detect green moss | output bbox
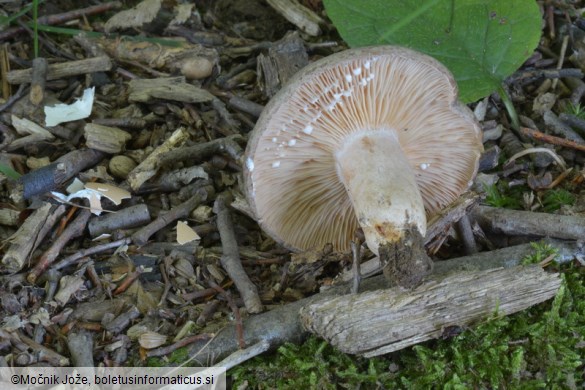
[484,183,524,209]
[230,265,585,389]
[521,242,559,265]
[541,189,576,212]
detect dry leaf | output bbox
[104,0,161,33]
[177,221,200,244]
[85,182,131,205]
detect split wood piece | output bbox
[0,2,122,42]
[6,56,113,85]
[158,134,244,167]
[84,123,131,154]
[67,330,94,367]
[10,115,55,147]
[127,77,215,104]
[472,205,585,240]
[521,126,585,153]
[1,203,67,273]
[214,194,264,314]
[131,186,211,246]
[0,208,20,226]
[27,209,92,284]
[300,265,560,357]
[88,204,151,237]
[30,57,48,106]
[127,127,189,191]
[21,148,105,199]
[266,0,324,36]
[186,238,582,363]
[257,32,309,97]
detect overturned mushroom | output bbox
[243,46,483,287]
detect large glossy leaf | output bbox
[324,0,542,103]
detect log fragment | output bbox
[300,265,560,357]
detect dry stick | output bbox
[113,268,142,295]
[214,194,264,314]
[211,340,271,372]
[350,241,361,294]
[52,238,130,270]
[2,203,66,273]
[27,209,91,284]
[131,188,210,246]
[0,2,122,41]
[0,83,28,114]
[159,134,244,167]
[88,204,151,237]
[209,280,245,349]
[187,238,582,363]
[521,126,585,152]
[7,56,113,85]
[146,334,213,358]
[21,148,105,199]
[17,333,70,366]
[455,215,478,255]
[104,306,141,334]
[29,57,48,105]
[472,205,585,240]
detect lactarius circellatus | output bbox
[243,46,483,288]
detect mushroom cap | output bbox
[244,46,482,252]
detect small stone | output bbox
[109,155,137,179]
[26,156,51,170]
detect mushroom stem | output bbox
[335,129,426,255]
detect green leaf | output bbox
[324,0,542,103]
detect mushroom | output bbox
[243,46,483,287]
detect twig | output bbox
[131,187,210,246]
[146,334,213,358]
[52,238,130,270]
[472,205,585,240]
[350,241,361,294]
[27,209,91,284]
[0,83,28,114]
[209,280,245,349]
[214,194,263,314]
[113,267,143,295]
[521,126,585,153]
[158,134,244,167]
[456,215,478,255]
[104,305,141,333]
[505,146,566,171]
[0,2,122,41]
